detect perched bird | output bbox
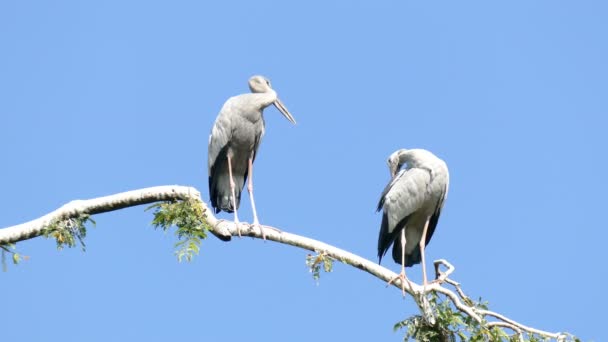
[208,75,296,238]
[377,148,449,293]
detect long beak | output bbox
[273,98,296,124]
[389,163,398,178]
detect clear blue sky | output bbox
[1,1,606,341]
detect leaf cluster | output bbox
[305,251,334,283]
[1,243,28,271]
[41,214,95,251]
[395,293,580,342]
[147,198,211,262]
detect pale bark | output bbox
[0,185,568,341]
[0,186,231,244]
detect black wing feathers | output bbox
[209,144,230,213]
[424,182,447,246]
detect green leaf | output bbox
[305,251,335,283]
[148,198,211,262]
[41,214,93,251]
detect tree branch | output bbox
[0,185,571,341]
[0,185,231,245]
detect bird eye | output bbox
[266,80,270,86]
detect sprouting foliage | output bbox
[395,292,466,342]
[394,292,579,342]
[147,198,211,262]
[2,213,91,270]
[305,251,334,283]
[41,214,95,251]
[1,243,29,272]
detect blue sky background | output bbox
[1,1,606,341]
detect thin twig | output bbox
[487,321,523,334]
[434,258,455,282]
[478,309,566,340]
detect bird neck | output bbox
[397,150,431,171]
[247,90,277,110]
[396,150,414,169]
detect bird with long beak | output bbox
[208,75,296,239]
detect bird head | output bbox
[248,75,272,93]
[387,150,404,178]
[248,75,296,125]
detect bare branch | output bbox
[433,261,567,340]
[487,321,523,334]
[478,309,566,340]
[0,185,570,340]
[434,258,455,283]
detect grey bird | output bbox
[208,75,296,238]
[377,148,449,293]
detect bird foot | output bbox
[216,219,240,239]
[233,221,244,237]
[250,222,264,240]
[387,272,413,297]
[249,222,281,240]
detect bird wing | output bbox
[208,106,235,212]
[424,169,449,246]
[208,108,233,175]
[377,169,406,212]
[377,168,431,261]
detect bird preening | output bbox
[207,76,449,296]
[377,148,449,294]
[208,75,296,239]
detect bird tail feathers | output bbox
[209,173,244,214]
[378,212,398,263]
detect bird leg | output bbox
[247,156,280,240]
[419,218,431,294]
[388,229,413,297]
[227,155,242,237]
[247,157,269,240]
